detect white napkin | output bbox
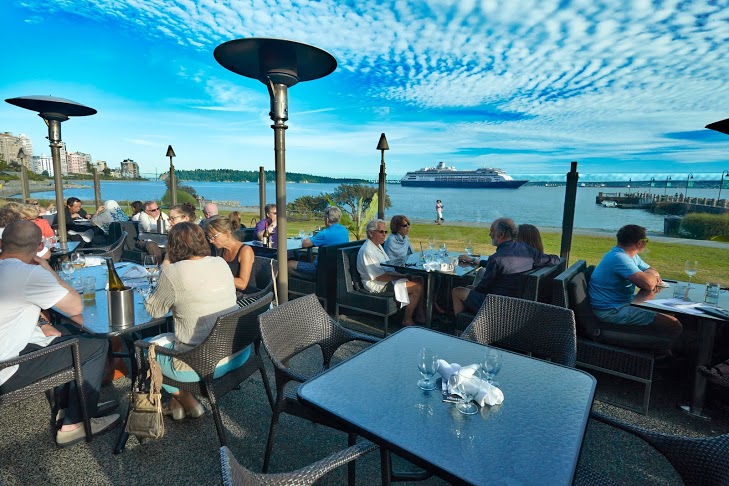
[393,278,410,308]
[122,266,148,279]
[68,229,95,243]
[437,359,504,407]
[84,256,105,267]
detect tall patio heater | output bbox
[5,95,97,250]
[214,38,337,303]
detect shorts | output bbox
[295,261,317,275]
[593,304,657,326]
[464,290,487,314]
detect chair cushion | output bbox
[347,250,363,291]
[568,268,601,338]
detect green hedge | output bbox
[161,189,197,207]
[680,213,729,239]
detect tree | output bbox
[102,167,111,176]
[41,170,49,177]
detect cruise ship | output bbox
[400,162,528,188]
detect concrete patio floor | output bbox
[1,314,728,485]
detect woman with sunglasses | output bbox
[383,215,413,260]
[206,217,258,305]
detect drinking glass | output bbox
[307,231,314,239]
[482,348,503,387]
[60,259,75,280]
[684,260,698,287]
[453,369,480,415]
[439,242,447,257]
[144,255,158,274]
[298,229,306,239]
[428,237,436,251]
[464,241,473,257]
[82,276,96,301]
[417,347,439,390]
[148,267,160,290]
[71,251,86,270]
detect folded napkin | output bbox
[84,256,105,267]
[122,266,148,279]
[393,278,410,308]
[437,359,504,407]
[423,262,439,272]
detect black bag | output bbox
[126,344,165,439]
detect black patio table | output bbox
[48,240,81,266]
[298,327,596,485]
[50,263,170,453]
[382,252,478,328]
[244,237,307,258]
[632,281,729,419]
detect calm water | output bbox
[31,180,723,232]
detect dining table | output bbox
[631,281,729,419]
[244,237,309,258]
[49,261,171,453]
[298,327,596,485]
[381,251,479,328]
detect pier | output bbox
[596,191,729,213]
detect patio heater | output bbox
[17,147,30,202]
[166,145,177,206]
[5,95,97,250]
[214,38,337,303]
[259,166,266,220]
[560,161,579,264]
[376,133,389,219]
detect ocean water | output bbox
[30,180,723,233]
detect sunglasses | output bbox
[640,238,650,243]
[401,223,410,227]
[375,230,387,235]
[147,207,160,212]
[207,232,222,242]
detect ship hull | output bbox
[400,179,528,189]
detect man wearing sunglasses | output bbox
[588,224,682,348]
[138,200,169,233]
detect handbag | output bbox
[126,344,165,439]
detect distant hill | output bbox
[171,169,368,184]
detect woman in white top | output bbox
[144,222,238,420]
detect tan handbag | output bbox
[126,344,165,439]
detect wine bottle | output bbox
[105,257,125,291]
[262,221,270,247]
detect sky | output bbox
[2,0,729,180]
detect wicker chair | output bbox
[77,231,127,262]
[335,245,399,336]
[132,293,275,447]
[109,221,147,263]
[258,294,379,476]
[0,338,91,443]
[242,257,278,303]
[461,294,577,366]
[220,440,378,486]
[234,228,255,242]
[574,411,729,486]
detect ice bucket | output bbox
[106,288,135,328]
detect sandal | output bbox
[162,398,185,421]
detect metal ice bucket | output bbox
[106,288,135,328]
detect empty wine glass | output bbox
[70,251,86,270]
[684,260,698,288]
[439,242,447,257]
[453,369,480,415]
[148,269,160,291]
[482,348,503,387]
[298,229,306,239]
[428,237,436,251]
[60,259,75,280]
[144,255,158,274]
[417,347,439,390]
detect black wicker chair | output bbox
[574,411,729,486]
[109,221,148,263]
[77,231,127,262]
[258,294,379,476]
[233,228,255,242]
[0,338,92,443]
[221,440,378,486]
[241,257,278,304]
[461,294,577,366]
[335,245,399,336]
[553,260,657,414]
[132,293,275,447]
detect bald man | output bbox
[200,202,219,228]
[0,220,119,447]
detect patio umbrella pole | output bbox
[560,161,579,264]
[269,80,289,303]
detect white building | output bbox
[120,159,139,179]
[67,151,92,174]
[31,154,54,176]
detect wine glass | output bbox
[417,347,439,390]
[60,259,75,280]
[453,369,480,415]
[481,348,503,387]
[684,260,698,288]
[70,251,86,270]
[439,242,447,257]
[298,229,306,239]
[148,268,160,290]
[144,255,158,274]
[464,241,473,258]
[428,237,436,251]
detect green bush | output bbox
[287,194,329,220]
[680,213,729,239]
[161,189,197,207]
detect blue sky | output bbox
[2,0,729,180]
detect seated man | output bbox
[288,206,349,275]
[588,224,682,346]
[357,219,425,326]
[255,204,278,245]
[135,200,167,260]
[52,197,101,244]
[453,218,560,315]
[0,221,119,447]
[199,202,218,228]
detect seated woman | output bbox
[91,200,129,238]
[144,222,240,420]
[168,202,196,228]
[205,217,258,307]
[383,215,413,260]
[130,201,144,222]
[19,204,54,238]
[516,223,544,253]
[227,211,243,231]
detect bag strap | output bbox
[147,344,163,398]
[270,259,279,306]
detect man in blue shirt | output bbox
[288,206,349,275]
[589,224,681,341]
